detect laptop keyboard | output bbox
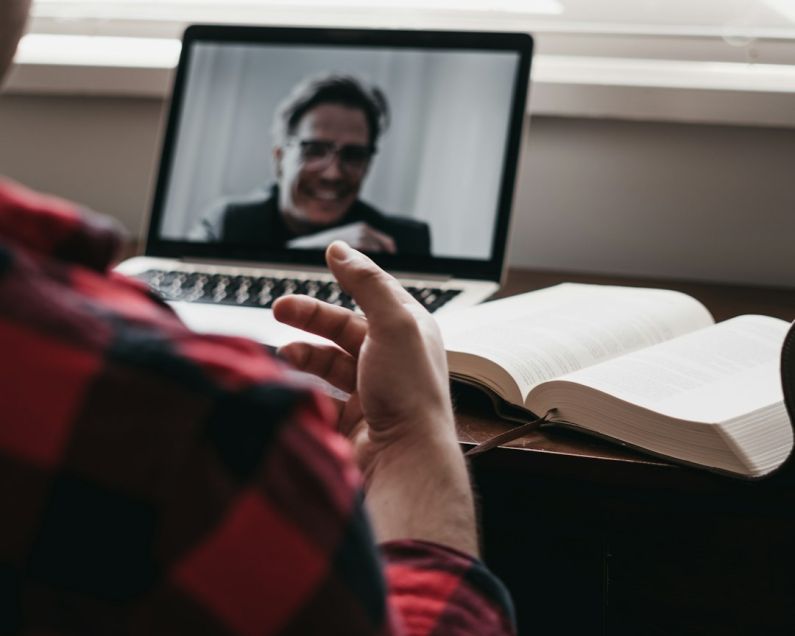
[135,269,462,314]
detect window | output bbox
[18,1,795,128]
[30,0,795,62]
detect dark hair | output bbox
[272,74,390,149]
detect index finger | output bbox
[273,293,367,356]
[325,241,422,321]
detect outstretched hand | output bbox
[273,240,455,481]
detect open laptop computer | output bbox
[117,25,533,347]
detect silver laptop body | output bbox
[117,25,533,347]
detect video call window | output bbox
[159,43,520,260]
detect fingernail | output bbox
[328,241,355,263]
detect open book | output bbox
[437,283,793,479]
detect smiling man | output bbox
[195,74,432,255]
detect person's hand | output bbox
[273,241,454,479]
[286,221,397,254]
[273,241,477,555]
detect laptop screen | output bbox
[146,26,532,281]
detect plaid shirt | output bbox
[0,178,515,635]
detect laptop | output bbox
[117,25,533,347]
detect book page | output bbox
[552,315,788,422]
[438,283,714,400]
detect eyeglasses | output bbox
[289,139,375,174]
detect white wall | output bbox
[0,95,163,240]
[0,93,793,287]
[509,117,794,286]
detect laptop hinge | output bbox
[179,257,328,274]
[390,270,451,283]
[177,258,453,282]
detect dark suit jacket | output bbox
[218,185,432,256]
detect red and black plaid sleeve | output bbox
[383,540,516,635]
[0,178,515,635]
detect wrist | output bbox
[366,405,457,452]
[367,422,459,471]
[362,421,479,557]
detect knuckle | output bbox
[318,348,337,378]
[419,316,442,341]
[388,307,422,334]
[328,310,354,343]
[283,342,310,367]
[301,298,323,329]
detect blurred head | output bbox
[272,75,389,230]
[0,0,31,85]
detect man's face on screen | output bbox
[275,103,372,230]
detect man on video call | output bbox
[195,74,432,255]
[0,2,514,634]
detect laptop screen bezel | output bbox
[144,24,533,282]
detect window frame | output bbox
[11,1,795,129]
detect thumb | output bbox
[325,241,416,320]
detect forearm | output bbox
[363,431,479,558]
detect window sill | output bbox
[5,34,795,129]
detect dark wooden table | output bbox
[460,269,795,635]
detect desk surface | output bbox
[458,268,795,494]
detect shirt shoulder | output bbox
[0,177,126,270]
[0,195,391,632]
